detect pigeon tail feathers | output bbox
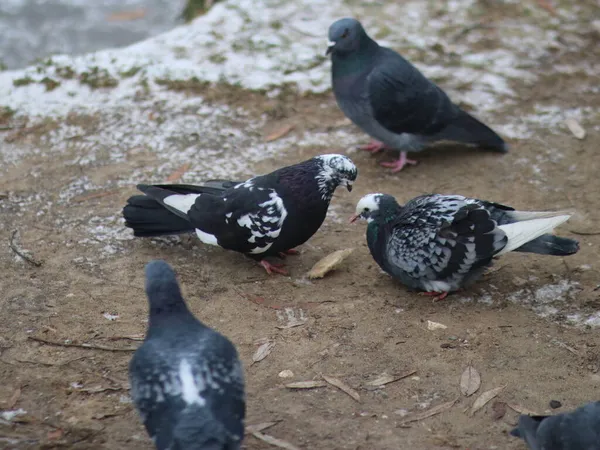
[123,194,195,237]
[496,213,572,256]
[432,109,508,152]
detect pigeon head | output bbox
[314,154,358,197]
[327,18,368,56]
[144,260,189,321]
[350,193,399,223]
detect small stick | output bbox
[9,230,43,267]
[28,336,137,352]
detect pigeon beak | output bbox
[346,183,353,192]
[349,214,359,224]
[326,41,335,56]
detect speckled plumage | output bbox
[353,193,578,297]
[129,261,245,450]
[510,401,600,450]
[123,154,357,263]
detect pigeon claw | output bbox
[360,140,386,153]
[419,291,449,302]
[380,152,418,173]
[260,260,288,276]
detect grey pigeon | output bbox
[129,260,245,450]
[123,154,357,275]
[350,193,578,300]
[327,18,508,172]
[510,401,600,449]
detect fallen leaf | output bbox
[245,421,279,434]
[400,398,458,425]
[427,320,448,331]
[460,365,481,397]
[285,381,327,389]
[507,403,541,416]
[8,387,21,408]
[536,0,557,15]
[71,190,120,203]
[564,118,586,140]
[251,431,300,450]
[265,124,294,142]
[166,163,191,182]
[252,341,275,363]
[322,375,361,402]
[471,385,506,416]
[47,429,64,441]
[107,8,147,22]
[492,401,507,420]
[307,248,354,279]
[366,370,416,387]
[278,370,294,378]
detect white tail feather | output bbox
[163,194,201,214]
[496,214,572,256]
[509,210,574,221]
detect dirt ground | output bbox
[2,7,600,450]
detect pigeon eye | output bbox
[341,28,349,38]
[364,208,370,212]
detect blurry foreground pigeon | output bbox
[123,154,357,275]
[351,193,578,300]
[327,18,508,172]
[129,260,245,450]
[510,401,600,449]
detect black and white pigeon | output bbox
[122,154,357,275]
[510,401,600,450]
[350,193,579,300]
[129,260,245,450]
[327,18,508,173]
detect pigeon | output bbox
[123,154,357,275]
[327,18,508,172]
[350,193,579,300]
[510,401,600,449]
[129,260,245,450]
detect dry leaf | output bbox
[252,431,300,450]
[460,366,481,397]
[427,320,448,331]
[8,387,21,408]
[471,385,505,416]
[47,429,64,441]
[107,8,147,21]
[564,118,586,140]
[536,0,557,15]
[278,370,294,378]
[285,381,327,389]
[71,189,119,203]
[307,248,354,279]
[166,163,191,182]
[322,375,361,402]
[507,403,541,416]
[492,401,507,420]
[400,398,458,425]
[245,421,279,434]
[265,124,294,142]
[366,370,416,387]
[252,341,275,363]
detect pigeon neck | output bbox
[332,37,379,75]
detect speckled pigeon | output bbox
[123,154,357,275]
[327,18,508,172]
[510,401,600,450]
[129,260,245,450]
[350,193,578,300]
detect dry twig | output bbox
[9,230,43,267]
[28,336,137,352]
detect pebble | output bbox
[550,400,562,409]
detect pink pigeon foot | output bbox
[380,151,418,173]
[260,260,288,276]
[360,140,387,153]
[419,291,449,302]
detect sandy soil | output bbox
[2,4,600,450]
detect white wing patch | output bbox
[179,359,206,406]
[195,229,219,246]
[237,190,288,254]
[163,194,201,214]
